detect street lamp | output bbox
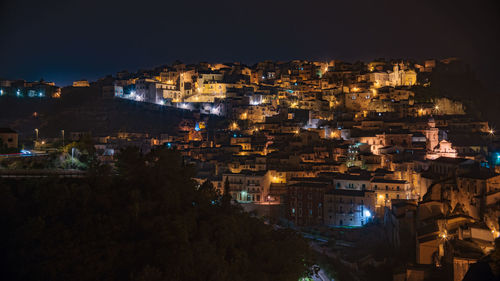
[61,130,65,146]
[35,128,39,141]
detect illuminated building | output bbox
[371,179,412,209]
[72,80,90,87]
[324,189,375,227]
[222,170,272,203]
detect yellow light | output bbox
[352,87,359,92]
[435,105,439,110]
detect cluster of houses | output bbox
[2,57,499,280]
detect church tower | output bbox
[425,117,439,151]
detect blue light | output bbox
[20,149,32,155]
[233,134,237,138]
[167,142,172,148]
[195,123,201,131]
[364,210,371,217]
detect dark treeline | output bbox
[0,147,312,281]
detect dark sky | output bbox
[1,0,499,90]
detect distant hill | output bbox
[0,86,201,140]
[413,60,500,126]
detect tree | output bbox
[221,177,231,208]
[0,147,312,281]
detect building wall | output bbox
[371,181,411,208]
[453,258,477,281]
[417,239,439,264]
[223,171,271,203]
[324,191,375,227]
[333,178,370,190]
[288,185,325,226]
[0,132,18,148]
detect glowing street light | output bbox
[364,210,372,217]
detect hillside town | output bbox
[1,58,499,281]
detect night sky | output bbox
[1,0,499,91]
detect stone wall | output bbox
[433,98,465,115]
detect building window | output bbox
[386,185,388,190]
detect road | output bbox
[311,269,333,281]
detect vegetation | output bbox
[0,147,312,281]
